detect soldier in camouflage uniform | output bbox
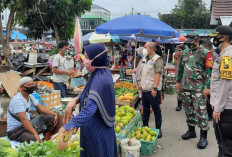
[176,34,212,149]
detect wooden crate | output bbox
[116,96,138,108]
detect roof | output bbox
[212,0,232,19]
[91,4,110,13]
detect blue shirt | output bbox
[7,93,38,132]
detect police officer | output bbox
[176,34,212,149]
[141,42,163,138]
[209,25,232,157]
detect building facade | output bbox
[210,0,232,26]
[80,4,110,35]
[1,8,24,31]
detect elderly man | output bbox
[141,42,163,138]
[7,77,58,143]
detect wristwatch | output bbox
[153,87,158,91]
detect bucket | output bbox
[28,52,38,64]
[121,138,141,157]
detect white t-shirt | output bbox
[7,93,38,132]
[52,54,69,84]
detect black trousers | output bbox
[142,91,162,125]
[207,96,213,119]
[214,109,232,157]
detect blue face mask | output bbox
[137,54,142,59]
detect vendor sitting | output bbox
[7,77,58,143]
[119,51,128,66]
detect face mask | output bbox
[213,36,224,47]
[143,49,148,56]
[84,50,108,72]
[62,49,69,55]
[24,86,35,94]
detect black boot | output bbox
[182,125,197,140]
[176,101,182,111]
[156,123,162,138]
[197,130,208,149]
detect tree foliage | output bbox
[158,0,213,29]
[0,0,36,58]
[16,0,92,44]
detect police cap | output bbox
[209,25,232,37]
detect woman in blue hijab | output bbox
[58,44,117,157]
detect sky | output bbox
[94,0,212,19]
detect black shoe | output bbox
[209,116,213,121]
[176,101,182,111]
[156,123,162,138]
[143,121,149,127]
[158,130,162,138]
[197,130,208,149]
[182,125,197,140]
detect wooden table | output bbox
[22,62,49,77]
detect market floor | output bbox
[142,94,218,157]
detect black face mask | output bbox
[24,86,35,94]
[185,42,196,50]
[213,36,224,47]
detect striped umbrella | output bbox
[82,32,121,45]
[73,18,83,54]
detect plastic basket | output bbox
[31,93,43,110]
[129,127,159,156]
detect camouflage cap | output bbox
[186,34,200,41]
[209,25,232,37]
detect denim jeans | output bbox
[142,91,162,125]
[53,82,67,98]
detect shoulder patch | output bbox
[205,52,213,68]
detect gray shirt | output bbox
[210,45,232,112]
[52,54,69,84]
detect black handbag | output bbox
[8,96,47,134]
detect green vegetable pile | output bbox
[17,140,82,157]
[0,139,18,157]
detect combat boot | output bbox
[182,125,197,140]
[176,101,182,111]
[197,130,208,149]
[156,123,162,138]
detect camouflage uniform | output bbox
[175,53,183,101]
[177,46,212,130]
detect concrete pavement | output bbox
[143,94,218,157]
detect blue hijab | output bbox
[79,44,115,127]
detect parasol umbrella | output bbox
[96,15,179,39]
[82,32,121,45]
[96,15,180,68]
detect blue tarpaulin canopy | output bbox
[3,30,27,40]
